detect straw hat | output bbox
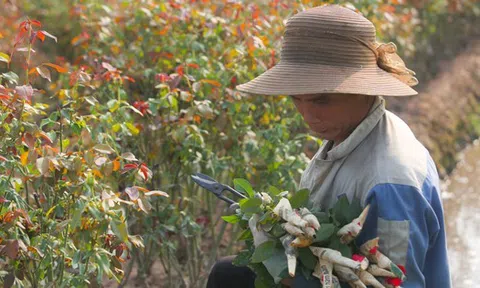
[236,5,418,97]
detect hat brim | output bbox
[236,62,417,97]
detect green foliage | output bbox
[297,247,317,270]
[289,188,310,209]
[1,0,476,286]
[251,241,277,263]
[0,19,169,287]
[221,179,365,283]
[313,223,336,244]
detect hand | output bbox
[248,214,272,247]
[228,203,240,214]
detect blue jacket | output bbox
[299,97,451,287]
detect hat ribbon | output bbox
[325,31,419,87]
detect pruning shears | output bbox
[191,173,247,205]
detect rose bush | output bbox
[1,0,478,287]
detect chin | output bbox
[310,130,335,140]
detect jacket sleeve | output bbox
[356,182,451,288]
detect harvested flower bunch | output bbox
[220,180,406,288]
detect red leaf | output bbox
[124,76,135,83]
[196,216,210,227]
[15,85,34,102]
[30,20,42,27]
[23,133,35,148]
[0,155,7,162]
[139,163,150,181]
[19,21,27,30]
[176,65,184,76]
[0,197,9,204]
[3,240,19,259]
[155,73,171,82]
[122,163,138,173]
[14,30,26,47]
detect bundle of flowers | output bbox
[221,181,406,288]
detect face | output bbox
[291,93,374,143]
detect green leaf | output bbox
[313,211,331,223]
[221,214,240,224]
[251,241,276,263]
[254,278,270,288]
[345,197,363,223]
[390,262,406,279]
[289,188,310,209]
[328,236,352,258]
[331,194,350,226]
[125,122,140,135]
[94,144,116,154]
[258,211,274,224]
[0,52,10,63]
[313,223,335,243]
[251,263,276,288]
[70,200,85,230]
[1,72,19,85]
[232,249,253,266]
[297,248,317,270]
[238,229,253,241]
[240,198,262,214]
[111,220,129,242]
[299,264,313,281]
[267,185,281,196]
[234,178,254,198]
[270,223,286,238]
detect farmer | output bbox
[207,4,451,288]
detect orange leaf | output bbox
[201,79,222,87]
[187,63,200,69]
[112,160,120,172]
[193,115,201,124]
[28,67,38,75]
[39,30,57,42]
[134,186,149,192]
[92,169,103,178]
[20,152,29,166]
[38,131,53,145]
[36,31,45,42]
[43,63,67,73]
[155,26,169,35]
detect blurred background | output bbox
[0,0,479,287]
